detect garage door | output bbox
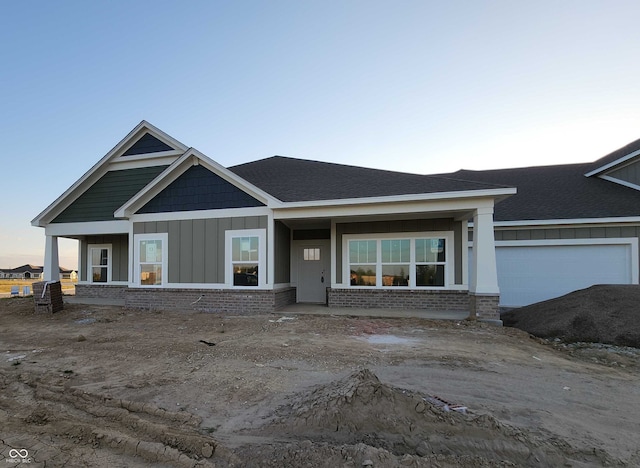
[494,241,635,307]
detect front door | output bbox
[297,242,330,303]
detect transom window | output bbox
[88,245,111,283]
[346,233,451,288]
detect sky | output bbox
[2,0,640,270]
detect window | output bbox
[303,248,320,261]
[349,240,377,286]
[345,233,451,288]
[134,234,167,287]
[381,239,410,286]
[415,238,446,287]
[88,245,111,283]
[226,229,266,287]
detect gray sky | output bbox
[2,1,640,269]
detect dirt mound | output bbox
[245,369,617,467]
[502,285,640,347]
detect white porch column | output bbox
[469,207,501,323]
[43,235,60,281]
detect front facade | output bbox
[32,121,515,320]
[444,140,640,307]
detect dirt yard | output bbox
[1,298,639,467]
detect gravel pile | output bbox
[502,285,640,348]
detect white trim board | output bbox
[130,206,271,223]
[599,175,640,192]
[585,147,640,177]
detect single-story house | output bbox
[439,140,640,307]
[0,265,77,281]
[31,121,640,318]
[31,121,516,321]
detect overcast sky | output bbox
[2,0,640,270]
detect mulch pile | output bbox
[502,285,640,348]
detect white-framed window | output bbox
[225,229,266,287]
[344,232,453,288]
[88,244,112,283]
[134,233,168,287]
[303,248,321,261]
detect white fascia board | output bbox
[599,175,640,192]
[274,193,507,220]
[584,148,640,177]
[115,148,282,218]
[491,217,640,229]
[31,121,189,227]
[44,220,130,236]
[130,206,272,223]
[276,187,516,210]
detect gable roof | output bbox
[444,163,640,222]
[32,121,188,227]
[230,156,510,203]
[585,137,640,177]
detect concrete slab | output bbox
[64,296,125,307]
[279,303,469,321]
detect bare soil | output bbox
[1,297,639,467]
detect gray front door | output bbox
[297,243,329,303]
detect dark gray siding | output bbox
[80,235,128,282]
[138,165,265,214]
[134,216,268,284]
[53,167,168,223]
[606,159,640,187]
[122,133,174,156]
[335,218,461,284]
[274,221,291,283]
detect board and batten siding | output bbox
[335,218,464,285]
[133,216,268,284]
[80,235,129,282]
[606,159,640,187]
[274,221,291,284]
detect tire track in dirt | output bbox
[0,370,239,466]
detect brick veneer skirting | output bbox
[327,288,471,311]
[469,294,501,321]
[125,287,297,314]
[75,284,127,300]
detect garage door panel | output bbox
[495,244,632,307]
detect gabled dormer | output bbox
[585,138,640,191]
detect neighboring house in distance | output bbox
[31,121,515,322]
[0,265,77,281]
[438,139,640,307]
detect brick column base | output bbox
[469,294,501,325]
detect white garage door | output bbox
[495,241,636,307]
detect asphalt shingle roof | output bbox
[444,163,640,222]
[230,156,508,202]
[586,137,640,173]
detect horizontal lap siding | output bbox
[52,167,168,223]
[134,216,268,284]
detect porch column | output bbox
[469,207,501,323]
[43,235,60,281]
